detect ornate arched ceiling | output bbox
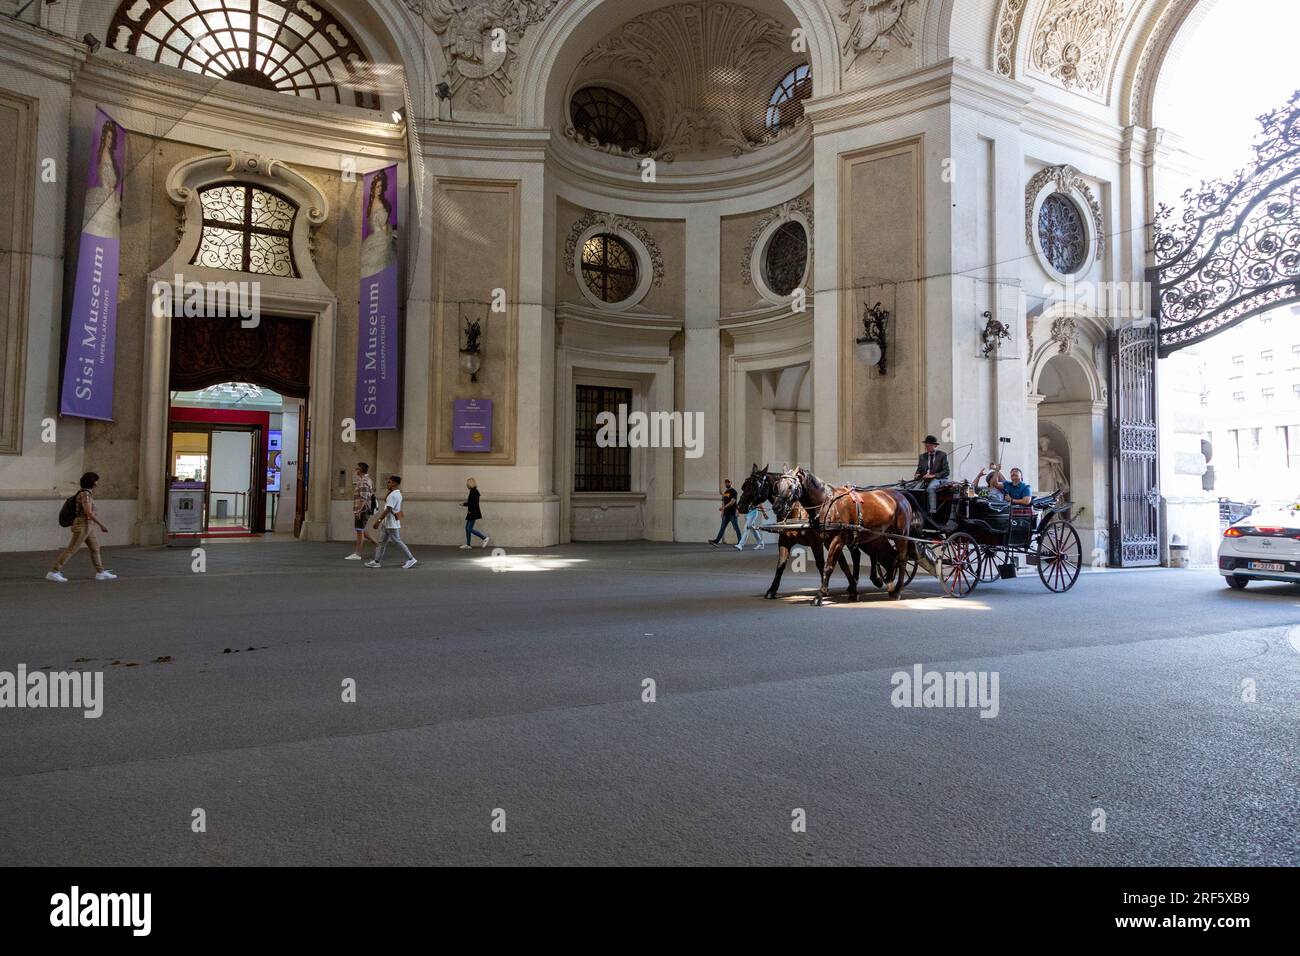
[565,0,807,161]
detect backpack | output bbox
[58,493,81,528]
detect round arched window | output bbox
[1037,193,1087,275]
[107,0,378,108]
[763,221,808,296]
[765,64,812,132]
[570,87,651,154]
[581,234,639,303]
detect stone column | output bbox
[675,209,722,540]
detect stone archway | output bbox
[1029,322,1109,563]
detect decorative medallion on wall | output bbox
[573,2,803,161]
[840,0,918,65]
[414,0,560,106]
[1029,0,1133,96]
[741,198,814,303]
[1025,164,1105,272]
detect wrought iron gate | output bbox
[1109,323,1160,567]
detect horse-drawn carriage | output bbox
[740,465,1082,603]
[880,478,1082,598]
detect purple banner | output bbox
[356,164,400,430]
[59,108,125,421]
[453,399,492,453]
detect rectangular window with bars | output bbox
[574,385,633,492]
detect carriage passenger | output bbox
[990,468,1033,506]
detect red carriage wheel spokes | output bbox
[1036,520,1082,593]
[938,532,979,598]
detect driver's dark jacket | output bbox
[914,450,950,479]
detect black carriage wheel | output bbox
[901,549,919,588]
[938,532,979,598]
[1036,521,1082,593]
[977,546,1007,583]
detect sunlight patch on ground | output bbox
[470,553,590,572]
[774,592,993,612]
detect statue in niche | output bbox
[1039,433,1070,500]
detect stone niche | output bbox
[428,177,518,464]
[838,137,924,464]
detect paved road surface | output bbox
[1,540,1296,865]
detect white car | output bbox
[1218,507,1300,589]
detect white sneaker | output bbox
[344,553,362,561]
[363,560,381,568]
[403,558,418,570]
[459,544,472,550]
[46,571,68,583]
[735,543,744,551]
[756,543,765,550]
[95,570,118,581]
[479,536,491,548]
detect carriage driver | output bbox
[915,435,955,531]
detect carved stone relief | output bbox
[1029,0,1132,96]
[409,0,559,106]
[840,0,918,65]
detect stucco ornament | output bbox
[841,0,917,64]
[417,0,559,99]
[1030,0,1131,94]
[741,198,814,284]
[1050,315,1080,355]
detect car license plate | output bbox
[1248,561,1286,572]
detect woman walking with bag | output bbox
[461,478,489,549]
[47,472,117,582]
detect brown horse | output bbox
[774,467,915,605]
[737,465,861,601]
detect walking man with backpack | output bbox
[365,475,417,570]
[48,472,117,582]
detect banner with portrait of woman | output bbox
[355,164,400,430]
[59,107,125,421]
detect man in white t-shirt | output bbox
[364,475,417,569]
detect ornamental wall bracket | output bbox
[841,0,918,65]
[563,211,665,288]
[741,198,814,284]
[1025,164,1104,260]
[981,310,1011,357]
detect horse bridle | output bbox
[772,469,805,521]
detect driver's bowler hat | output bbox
[923,435,939,445]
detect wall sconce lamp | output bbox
[460,313,483,382]
[980,310,1010,357]
[855,301,889,374]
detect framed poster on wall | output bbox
[453,399,492,452]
